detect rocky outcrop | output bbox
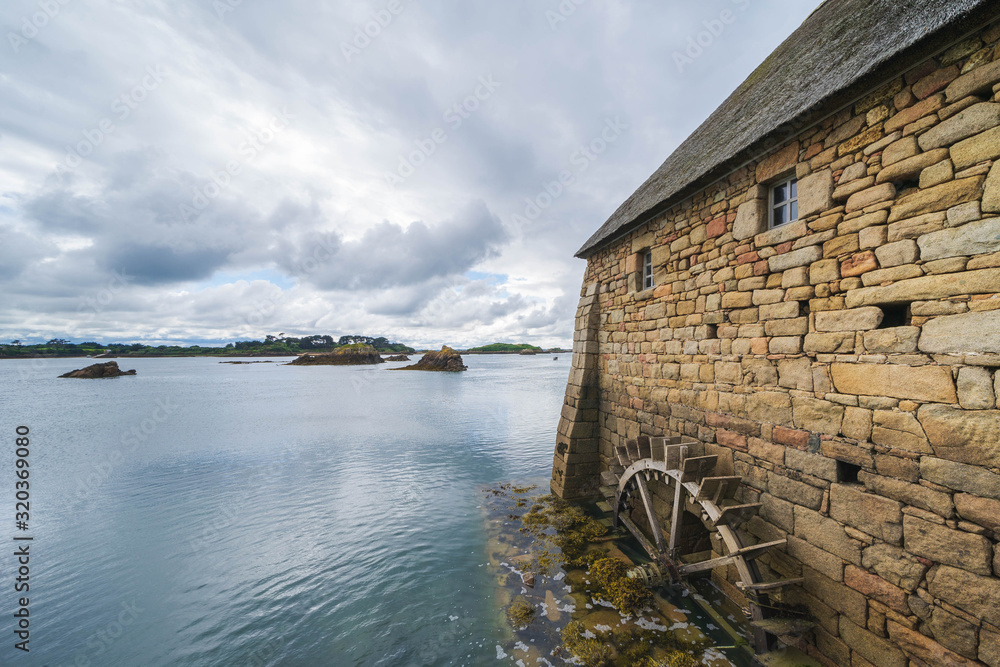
[286,344,384,366]
[393,346,467,372]
[384,355,410,362]
[518,349,537,355]
[59,361,136,378]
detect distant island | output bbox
[393,346,467,372]
[0,336,570,359]
[463,343,567,354]
[286,344,384,366]
[0,335,415,359]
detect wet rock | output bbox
[394,346,468,372]
[286,344,384,366]
[383,355,410,362]
[59,361,136,378]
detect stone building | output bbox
[551,0,1000,664]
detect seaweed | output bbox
[588,557,652,616]
[518,495,608,570]
[560,621,615,667]
[560,620,708,667]
[504,596,535,629]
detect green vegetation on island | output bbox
[464,343,544,354]
[286,344,385,366]
[0,335,415,359]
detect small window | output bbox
[878,303,909,329]
[837,460,861,485]
[770,176,798,228]
[642,250,654,289]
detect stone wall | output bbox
[553,21,1000,667]
[552,282,601,499]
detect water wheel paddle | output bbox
[601,435,807,655]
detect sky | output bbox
[0,0,822,349]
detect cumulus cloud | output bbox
[296,201,508,291]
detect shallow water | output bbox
[0,354,768,666]
[480,486,755,667]
[0,355,570,665]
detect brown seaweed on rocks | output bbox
[285,344,384,366]
[392,346,467,372]
[59,361,136,378]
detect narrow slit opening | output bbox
[878,303,909,329]
[837,460,862,485]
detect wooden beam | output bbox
[736,539,787,562]
[676,554,735,575]
[739,578,804,591]
[715,503,762,524]
[634,473,666,553]
[618,514,659,560]
[668,476,684,559]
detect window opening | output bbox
[770,176,798,228]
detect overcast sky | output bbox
[0,0,821,348]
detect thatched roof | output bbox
[577,0,998,258]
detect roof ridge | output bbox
[576,0,997,258]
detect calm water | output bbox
[0,355,571,666]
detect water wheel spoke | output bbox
[667,473,684,559]
[715,502,762,525]
[617,513,660,560]
[734,538,787,562]
[609,441,789,655]
[676,554,736,575]
[634,473,666,553]
[738,578,804,591]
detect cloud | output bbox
[0,0,822,347]
[102,242,231,286]
[297,200,508,291]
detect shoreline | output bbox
[0,350,568,360]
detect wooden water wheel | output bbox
[600,435,806,655]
